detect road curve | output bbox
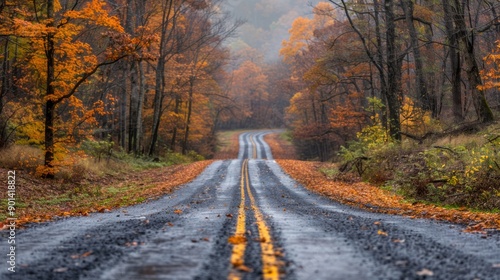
[1,130,500,279]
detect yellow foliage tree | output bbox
[11,0,127,177]
[480,41,500,91]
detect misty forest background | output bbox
[1,0,500,209]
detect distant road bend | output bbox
[2,131,500,279]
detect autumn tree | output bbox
[6,0,130,176]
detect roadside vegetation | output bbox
[264,131,297,159]
[269,1,500,226]
[267,129,500,231]
[332,122,500,212]
[213,130,244,159]
[0,142,211,227]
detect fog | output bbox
[225,0,322,61]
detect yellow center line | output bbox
[228,159,249,280]
[245,161,280,280]
[250,135,257,159]
[228,159,280,280]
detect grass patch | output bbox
[214,129,247,159]
[37,196,72,206]
[0,156,214,227]
[264,130,297,159]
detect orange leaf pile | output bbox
[276,160,500,232]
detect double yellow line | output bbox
[249,135,258,159]
[228,159,279,280]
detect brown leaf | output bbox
[236,264,252,272]
[174,209,182,214]
[81,251,92,257]
[228,235,247,244]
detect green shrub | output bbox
[389,132,500,210]
[338,123,500,210]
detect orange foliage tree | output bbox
[8,0,129,176]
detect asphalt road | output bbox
[1,131,500,279]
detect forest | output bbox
[0,0,500,197]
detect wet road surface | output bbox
[1,131,500,279]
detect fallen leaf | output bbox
[392,239,405,243]
[236,264,252,272]
[226,213,233,218]
[377,229,388,236]
[228,235,247,244]
[174,209,182,214]
[258,237,267,243]
[71,251,92,259]
[167,222,174,227]
[374,221,381,225]
[416,268,434,276]
[81,251,92,257]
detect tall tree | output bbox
[12,0,128,176]
[451,0,494,123]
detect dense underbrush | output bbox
[334,122,500,211]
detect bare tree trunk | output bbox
[136,61,145,153]
[0,39,8,147]
[385,0,402,140]
[128,63,139,152]
[182,75,195,155]
[170,94,181,151]
[149,0,174,156]
[452,0,494,123]
[126,0,138,153]
[43,0,56,178]
[442,0,463,122]
[373,0,389,128]
[401,0,431,111]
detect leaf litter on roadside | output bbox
[277,159,500,232]
[1,161,214,228]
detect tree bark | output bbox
[401,0,431,111]
[385,0,402,140]
[149,0,173,156]
[126,0,138,153]
[136,61,145,153]
[170,94,181,151]
[0,39,8,147]
[182,75,195,155]
[451,0,494,123]
[442,0,463,122]
[43,0,56,178]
